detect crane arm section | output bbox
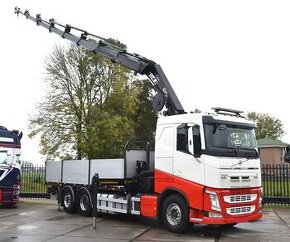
[14,7,184,115]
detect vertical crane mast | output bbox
[14,7,185,116]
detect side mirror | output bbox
[187,127,194,155]
[6,155,13,165]
[192,125,202,158]
[285,154,290,163]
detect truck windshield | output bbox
[204,123,258,158]
[0,151,8,164]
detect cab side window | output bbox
[177,124,188,152]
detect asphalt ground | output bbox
[0,200,290,242]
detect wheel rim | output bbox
[80,194,89,211]
[166,202,182,226]
[64,192,72,208]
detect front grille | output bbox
[226,205,255,215]
[224,194,257,203]
[230,176,251,182]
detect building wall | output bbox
[259,147,283,165]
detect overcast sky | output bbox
[1,0,290,163]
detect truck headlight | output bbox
[206,190,221,211]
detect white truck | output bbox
[15,8,262,233]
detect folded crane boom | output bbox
[14,7,184,116]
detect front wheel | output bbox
[161,195,190,233]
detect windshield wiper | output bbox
[213,146,238,156]
[237,147,259,157]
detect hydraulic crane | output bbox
[14,7,184,116]
[14,8,263,233]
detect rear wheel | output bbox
[61,187,77,213]
[78,189,92,217]
[161,195,190,233]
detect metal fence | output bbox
[261,163,290,206]
[20,164,50,199]
[19,163,290,205]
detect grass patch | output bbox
[262,179,290,197]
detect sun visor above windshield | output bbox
[202,116,256,129]
[0,126,21,147]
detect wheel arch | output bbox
[158,187,190,219]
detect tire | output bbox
[161,195,190,233]
[61,187,77,214]
[78,188,92,217]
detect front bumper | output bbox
[190,187,263,225]
[0,185,20,204]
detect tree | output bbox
[131,80,158,146]
[29,41,157,160]
[247,112,285,140]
